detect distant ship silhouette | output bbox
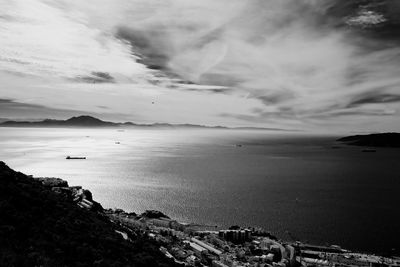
[66,156,86,160]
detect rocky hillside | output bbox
[0,161,177,267]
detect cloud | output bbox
[106,0,400,117]
[316,109,396,118]
[75,72,115,84]
[1,0,400,131]
[185,88,232,94]
[255,91,296,105]
[0,98,87,119]
[0,98,132,121]
[96,105,109,110]
[115,26,171,72]
[347,93,400,108]
[0,0,148,82]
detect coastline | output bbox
[1,161,399,267]
[0,161,177,267]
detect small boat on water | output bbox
[66,156,86,160]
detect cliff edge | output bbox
[0,161,176,267]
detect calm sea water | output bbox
[0,127,399,254]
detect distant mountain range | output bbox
[0,115,290,131]
[337,132,400,147]
[0,115,212,128]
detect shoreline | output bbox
[3,162,399,261]
[4,162,399,256]
[38,175,400,266]
[0,161,178,266]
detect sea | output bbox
[0,127,399,254]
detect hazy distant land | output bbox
[0,115,294,131]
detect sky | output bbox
[1,0,400,132]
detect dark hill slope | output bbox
[337,132,400,147]
[0,161,176,267]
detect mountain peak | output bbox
[65,115,111,126]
